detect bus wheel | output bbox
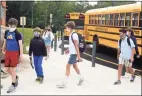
[93,34,99,52]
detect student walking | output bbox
[56,21,84,88]
[42,27,54,58]
[2,18,23,93]
[114,28,136,85]
[29,27,47,84]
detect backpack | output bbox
[71,32,86,53]
[119,36,131,49]
[5,29,23,43]
[5,30,23,54]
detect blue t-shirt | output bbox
[4,30,22,51]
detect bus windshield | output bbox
[65,19,84,29]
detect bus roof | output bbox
[85,3,141,14]
[69,12,84,14]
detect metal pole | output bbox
[22,17,24,44]
[51,34,54,49]
[58,31,60,41]
[54,33,57,52]
[92,41,97,67]
[61,27,64,55]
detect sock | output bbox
[12,82,16,87]
[78,74,83,79]
[63,76,69,83]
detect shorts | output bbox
[45,41,51,46]
[119,57,132,67]
[5,51,19,67]
[68,54,77,64]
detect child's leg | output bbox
[73,64,80,74]
[65,64,72,77]
[5,67,12,75]
[37,56,44,78]
[33,56,39,77]
[10,67,17,84]
[47,46,50,55]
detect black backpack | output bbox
[119,36,131,48]
[71,32,86,53]
[5,29,23,43]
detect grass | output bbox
[17,28,33,54]
[17,28,61,54]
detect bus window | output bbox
[105,14,110,25]
[132,13,139,27]
[125,13,131,26]
[92,15,95,24]
[110,14,114,26]
[114,13,119,26]
[119,13,125,26]
[98,15,102,25]
[89,15,91,24]
[95,15,98,25]
[74,20,84,29]
[140,12,142,27]
[102,15,105,25]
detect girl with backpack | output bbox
[42,27,54,58]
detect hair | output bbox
[33,27,42,33]
[65,21,75,29]
[119,28,127,34]
[8,18,18,26]
[127,27,134,36]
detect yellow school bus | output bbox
[84,3,142,56]
[64,12,85,40]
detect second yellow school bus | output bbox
[64,12,85,40]
[84,3,142,56]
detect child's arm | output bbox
[42,39,47,56]
[29,39,33,56]
[2,39,6,54]
[18,40,23,56]
[2,31,8,54]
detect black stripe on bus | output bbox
[85,24,142,30]
[89,35,142,47]
[88,29,142,39]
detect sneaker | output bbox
[38,77,44,84]
[15,75,19,87]
[7,85,16,93]
[56,81,67,88]
[78,78,84,85]
[130,75,136,82]
[35,77,40,82]
[114,80,121,85]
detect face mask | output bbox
[9,27,16,32]
[66,27,70,32]
[34,32,40,37]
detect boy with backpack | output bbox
[29,27,47,84]
[56,21,85,88]
[2,18,23,93]
[114,28,135,85]
[122,27,140,76]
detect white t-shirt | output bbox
[118,36,135,59]
[69,32,79,55]
[42,31,54,41]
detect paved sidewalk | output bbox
[1,41,141,95]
